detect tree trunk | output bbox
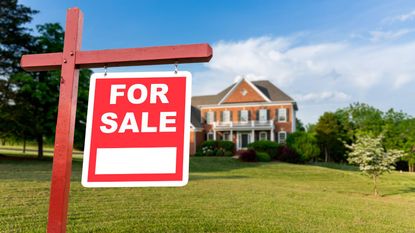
[324,146,328,163]
[37,135,43,159]
[373,175,378,196]
[1,138,5,146]
[23,138,26,154]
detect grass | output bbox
[1,155,415,233]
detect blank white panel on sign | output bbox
[95,147,177,174]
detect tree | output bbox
[344,103,384,136]
[0,0,37,144]
[346,134,404,196]
[287,131,320,162]
[10,23,92,158]
[315,112,347,162]
[295,118,305,132]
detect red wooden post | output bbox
[20,7,212,233]
[47,8,83,233]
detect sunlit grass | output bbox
[1,156,415,232]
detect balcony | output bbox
[211,120,274,130]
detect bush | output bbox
[194,151,203,157]
[218,141,235,152]
[215,148,225,157]
[237,149,257,162]
[276,145,301,163]
[248,140,279,159]
[256,152,271,162]
[198,140,235,157]
[224,151,234,157]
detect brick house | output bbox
[189,78,298,154]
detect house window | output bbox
[222,110,231,122]
[259,131,267,140]
[259,109,267,122]
[207,132,214,140]
[206,111,214,124]
[240,110,249,122]
[278,131,287,144]
[278,108,287,122]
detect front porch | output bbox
[207,130,276,150]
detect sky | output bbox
[19,0,415,124]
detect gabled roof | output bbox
[190,106,202,128]
[192,79,296,107]
[218,78,271,104]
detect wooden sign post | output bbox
[20,7,212,233]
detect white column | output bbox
[271,130,275,141]
[236,132,239,150]
[230,130,233,143]
[213,130,216,140]
[251,129,255,143]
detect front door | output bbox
[239,133,250,149]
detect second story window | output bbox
[278,108,287,122]
[206,111,214,124]
[259,109,268,122]
[240,110,249,122]
[222,110,231,122]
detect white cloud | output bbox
[192,36,415,123]
[369,29,414,42]
[294,91,351,103]
[385,10,415,23]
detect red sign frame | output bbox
[82,71,191,187]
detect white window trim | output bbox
[222,132,230,141]
[278,108,287,122]
[259,109,267,122]
[206,111,214,124]
[207,132,215,140]
[259,131,267,141]
[222,110,231,123]
[240,110,249,123]
[278,131,287,144]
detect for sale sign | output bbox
[81,72,191,187]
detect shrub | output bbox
[194,151,203,157]
[224,151,234,157]
[201,140,219,149]
[215,148,225,157]
[218,141,235,152]
[276,145,301,163]
[248,140,279,159]
[256,152,271,162]
[237,149,257,162]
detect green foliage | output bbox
[287,132,320,162]
[315,112,348,162]
[247,140,278,158]
[296,118,306,132]
[346,134,404,195]
[256,152,271,162]
[218,140,235,152]
[199,140,235,156]
[224,151,233,157]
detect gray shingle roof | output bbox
[191,79,295,106]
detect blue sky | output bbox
[20,0,415,124]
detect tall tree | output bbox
[315,112,347,162]
[10,23,92,158]
[0,0,37,143]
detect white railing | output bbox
[211,120,273,128]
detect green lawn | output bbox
[1,156,415,233]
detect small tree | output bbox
[346,134,403,196]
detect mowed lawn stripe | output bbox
[1,156,415,232]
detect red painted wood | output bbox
[20,44,212,71]
[20,6,212,233]
[46,8,83,233]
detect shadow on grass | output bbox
[310,162,358,172]
[381,187,415,197]
[0,154,262,181]
[190,174,249,181]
